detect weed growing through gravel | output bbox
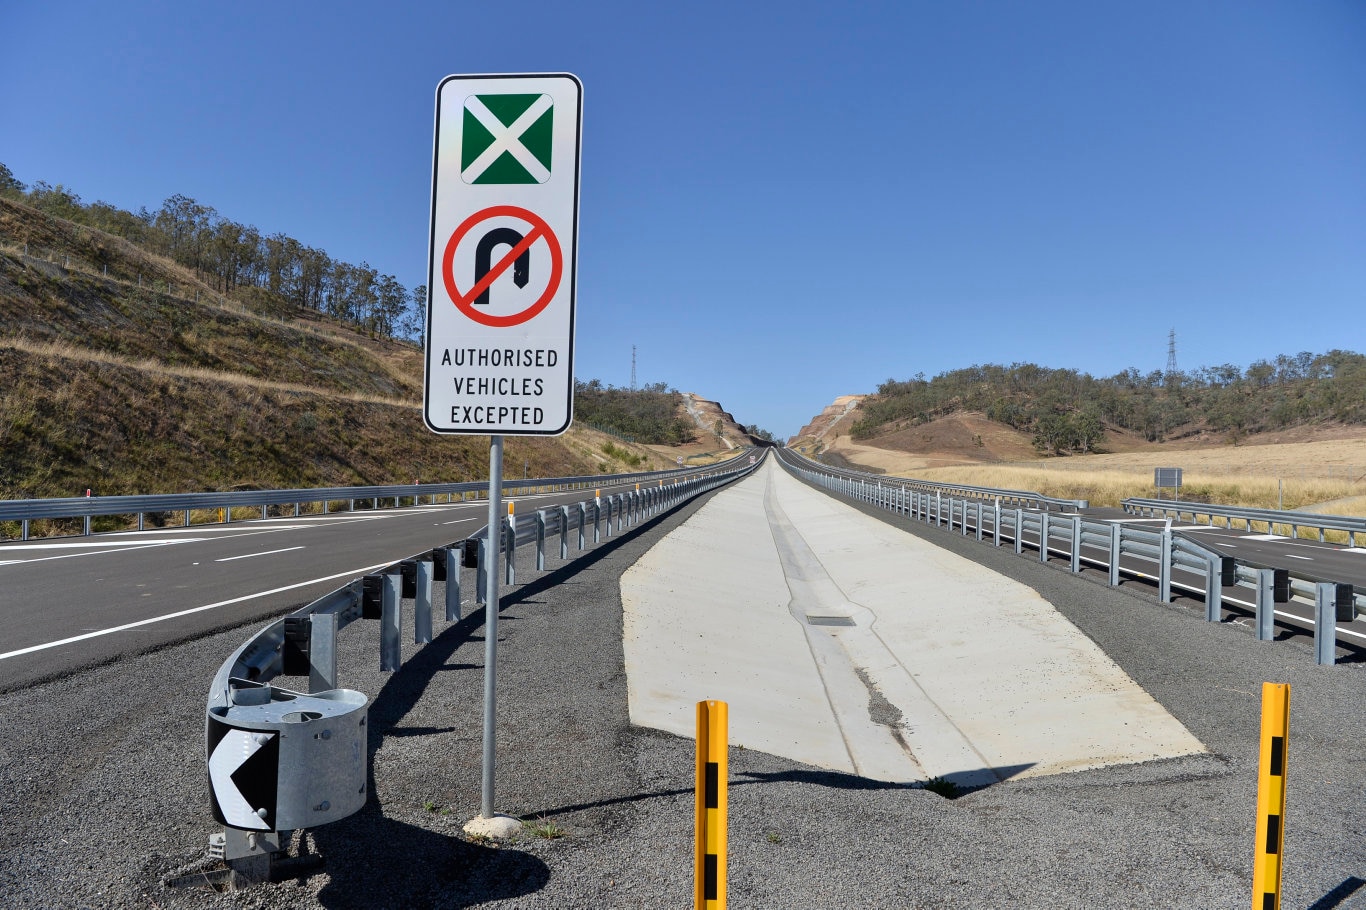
[523,816,568,839]
[423,800,439,813]
[766,831,782,844]
[921,776,961,799]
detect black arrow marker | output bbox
[474,227,530,307]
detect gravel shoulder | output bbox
[2,470,1364,909]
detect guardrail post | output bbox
[1040,514,1050,563]
[1014,509,1024,554]
[975,502,984,541]
[185,509,191,527]
[993,500,1001,547]
[960,500,968,536]
[309,612,339,692]
[578,503,587,550]
[535,510,547,570]
[445,547,461,621]
[1109,524,1122,586]
[415,559,433,644]
[1070,516,1082,573]
[560,505,571,556]
[380,572,401,671]
[935,491,942,527]
[84,515,92,536]
[617,494,625,533]
[1256,569,1276,641]
[1204,557,1232,623]
[476,536,488,604]
[21,518,29,540]
[1159,528,1172,603]
[138,512,145,531]
[1315,583,1340,666]
[594,490,602,542]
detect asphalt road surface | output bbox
[0,481,642,692]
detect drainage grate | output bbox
[806,615,855,627]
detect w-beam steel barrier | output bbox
[0,463,721,542]
[1122,498,1366,548]
[777,448,1362,667]
[202,452,761,885]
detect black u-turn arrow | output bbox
[474,227,530,307]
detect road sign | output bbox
[425,73,581,436]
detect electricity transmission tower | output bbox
[631,345,637,391]
[1166,329,1179,381]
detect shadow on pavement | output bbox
[1308,876,1366,910]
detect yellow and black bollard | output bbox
[1252,682,1290,910]
[695,700,728,909]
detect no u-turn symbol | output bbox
[442,205,563,328]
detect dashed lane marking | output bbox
[214,546,306,563]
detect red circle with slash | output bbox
[442,205,563,328]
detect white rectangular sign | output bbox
[424,73,582,435]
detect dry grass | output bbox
[891,439,1366,516]
[0,337,417,408]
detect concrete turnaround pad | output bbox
[621,460,1204,787]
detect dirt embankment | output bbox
[0,198,682,500]
[789,395,864,446]
[670,393,754,452]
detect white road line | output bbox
[0,541,192,567]
[1284,554,1314,561]
[0,561,396,661]
[0,539,203,550]
[215,546,306,563]
[442,518,479,526]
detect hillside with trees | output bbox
[573,380,695,444]
[0,162,424,341]
[852,355,1366,455]
[0,164,715,501]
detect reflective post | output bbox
[695,700,728,910]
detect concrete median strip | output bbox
[622,461,1204,786]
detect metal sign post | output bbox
[481,435,503,820]
[424,73,582,835]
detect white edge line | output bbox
[215,546,306,563]
[0,561,395,661]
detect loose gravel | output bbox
[2,475,1365,909]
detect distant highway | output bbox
[0,483,635,691]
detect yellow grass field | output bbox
[881,437,1366,515]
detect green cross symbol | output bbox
[461,94,554,185]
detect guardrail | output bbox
[1122,498,1366,547]
[798,452,1088,511]
[0,464,714,542]
[777,447,1361,666]
[200,451,762,886]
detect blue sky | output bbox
[4,1,1363,439]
